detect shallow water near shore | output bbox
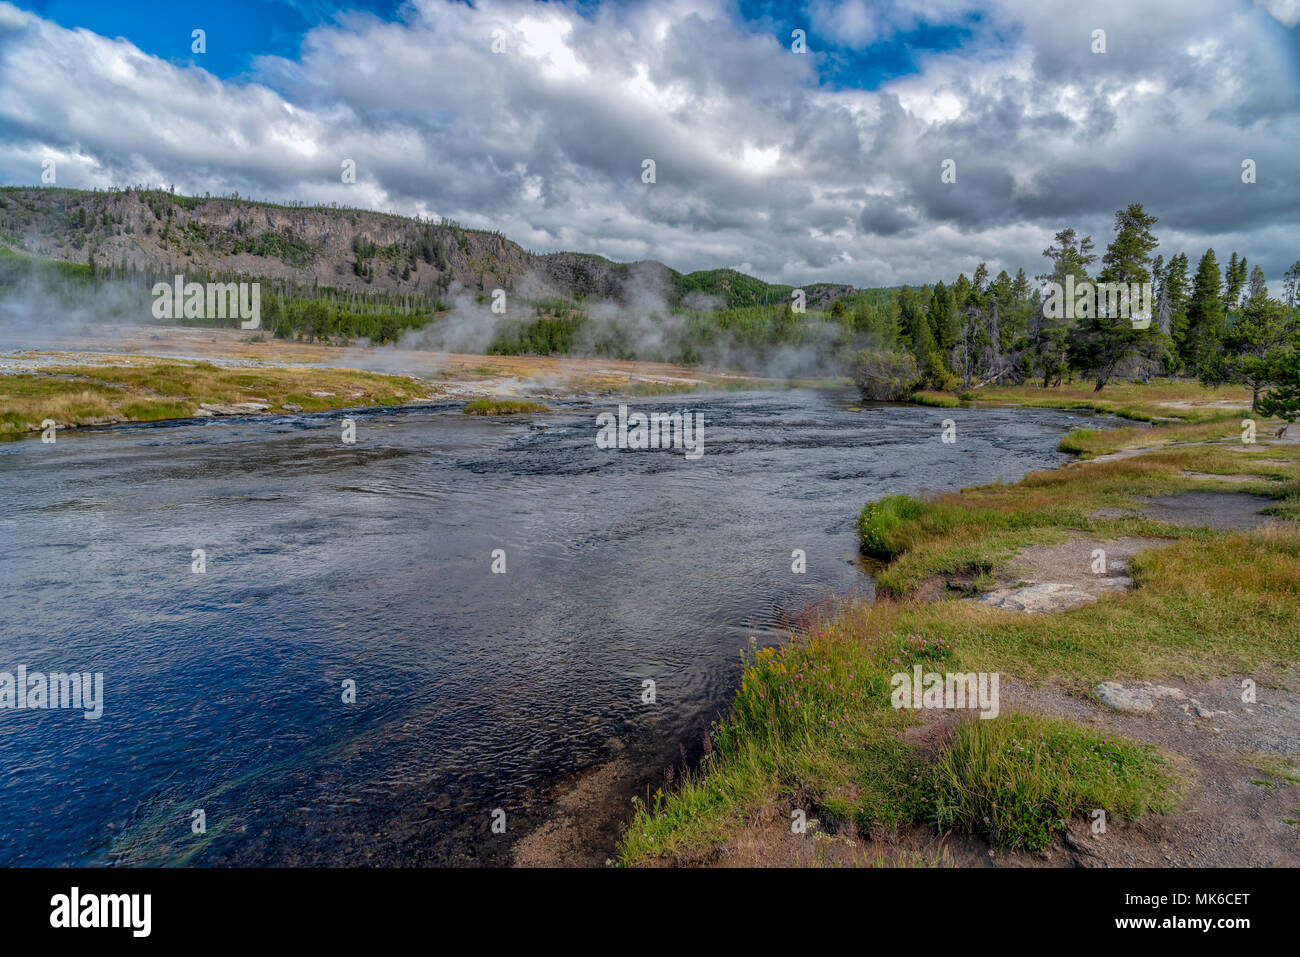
[0,388,1111,865]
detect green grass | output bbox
[860,442,1300,595]
[462,398,549,415]
[930,713,1180,851]
[909,390,962,409]
[1248,753,1300,788]
[1057,415,1261,458]
[967,379,1253,424]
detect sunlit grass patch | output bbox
[909,390,962,408]
[1059,416,1248,457]
[0,359,432,434]
[929,713,1181,851]
[970,379,1253,424]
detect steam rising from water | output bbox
[0,272,153,353]
[2,263,849,382]
[340,267,849,380]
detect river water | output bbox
[0,388,1106,865]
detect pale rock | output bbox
[195,401,270,417]
[1096,681,1186,713]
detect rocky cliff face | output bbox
[0,186,857,308]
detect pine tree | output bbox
[1222,252,1248,312]
[1035,228,1096,387]
[1258,351,1300,423]
[1162,252,1191,363]
[1006,267,1032,359]
[1210,266,1294,409]
[1183,249,1225,372]
[879,297,901,347]
[1282,261,1300,311]
[852,297,874,338]
[926,281,956,357]
[990,269,1016,352]
[900,285,935,371]
[1066,203,1164,390]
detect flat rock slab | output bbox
[1138,491,1274,530]
[1095,680,1230,718]
[970,536,1161,612]
[195,401,271,416]
[1096,680,1186,712]
[978,580,1130,613]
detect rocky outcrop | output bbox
[0,187,858,310]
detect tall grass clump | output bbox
[462,398,549,415]
[929,713,1180,851]
[858,495,931,558]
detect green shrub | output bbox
[851,348,920,401]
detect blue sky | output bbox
[14,0,408,77]
[14,0,993,87]
[1,0,1298,287]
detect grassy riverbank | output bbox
[616,384,1300,866]
[0,358,437,436]
[0,326,777,437]
[960,380,1255,423]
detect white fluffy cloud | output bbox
[1258,0,1300,28]
[0,0,1296,286]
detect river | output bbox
[0,388,1108,865]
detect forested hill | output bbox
[0,186,854,310]
[4,189,1293,402]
